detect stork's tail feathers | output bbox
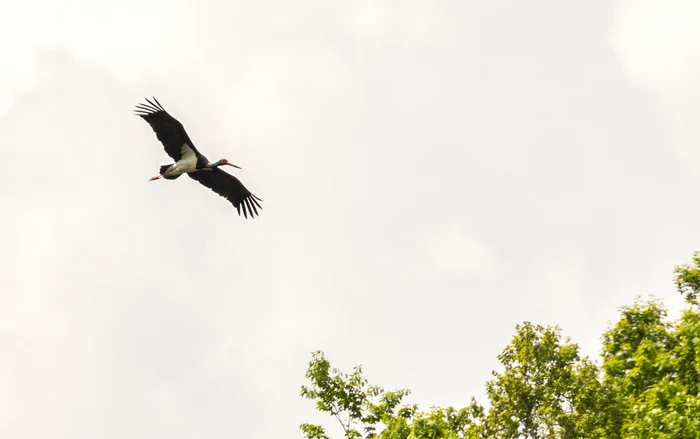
[159,164,181,180]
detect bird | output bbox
[134,97,263,218]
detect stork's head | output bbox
[211,158,241,169]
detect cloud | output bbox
[4,2,700,438]
[420,221,498,279]
[610,0,700,174]
[0,49,339,438]
[610,0,700,95]
[343,0,447,47]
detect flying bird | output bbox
[134,97,263,218]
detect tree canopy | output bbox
[300,252,700,439]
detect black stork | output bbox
[134,97,263,218]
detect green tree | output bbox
[300,253,700,439]
[600,298,700,438]
[300,324,601,439]
[480,323,602,439]
[299,350,483,439]
[299,350,411,439]
[674,251,700,306]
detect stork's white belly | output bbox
[169,143,198,175]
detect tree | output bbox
[299,350,411,439]
[599,299,700,438]
[300,253,700,439]
[300,324,601,439]
[674,250,700,306]
[299,350,484,439]
[480,323,602,438]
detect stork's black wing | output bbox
[188,168,263,218]
[134,97,200,162]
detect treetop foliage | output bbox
[300,252,700,438]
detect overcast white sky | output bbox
[1,0,699,437]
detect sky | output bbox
[0,0,698,437]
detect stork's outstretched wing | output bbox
[134,97,201,162]
[188,168,263,218]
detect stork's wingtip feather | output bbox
[248,198,260,216]
[152,96,164,110]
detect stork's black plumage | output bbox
[189,168,262,218]
[134,97,263,218]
